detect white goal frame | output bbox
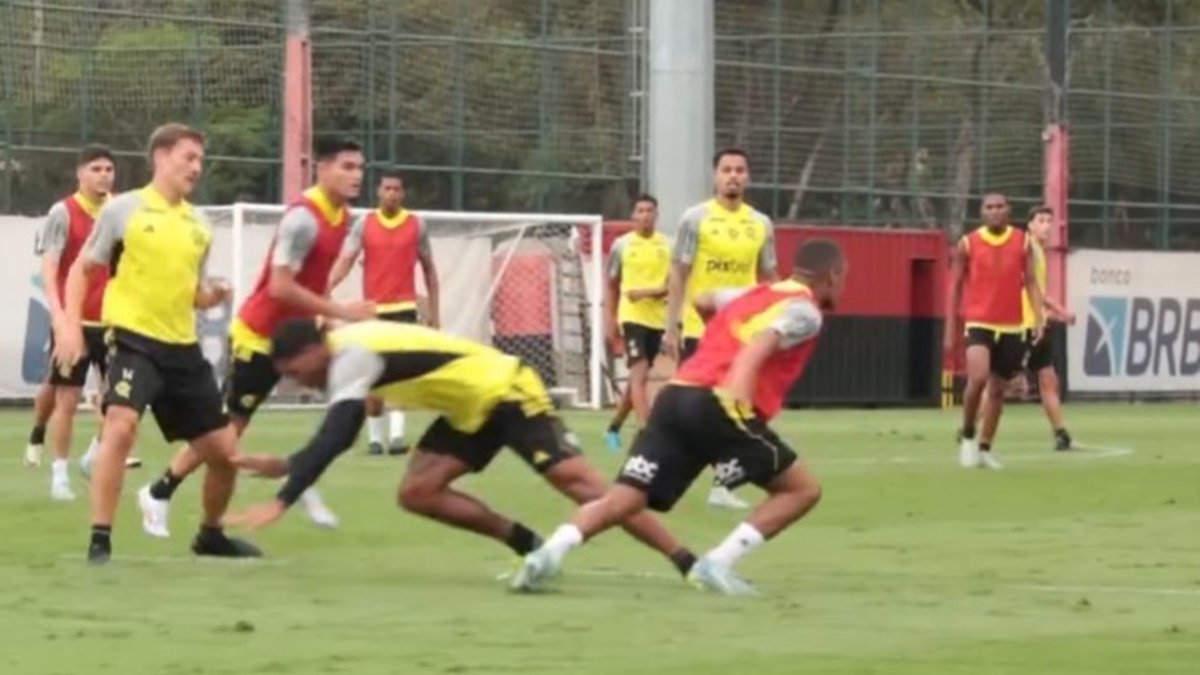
[203,203,605,410]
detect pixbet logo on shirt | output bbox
[1083,295,1200,378]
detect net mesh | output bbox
[198,205,604,408]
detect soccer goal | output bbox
[198,204,606,410]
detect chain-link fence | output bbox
[3,0,1200,248]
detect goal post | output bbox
[198,203,606,411]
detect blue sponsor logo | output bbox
[22,273,51,385]
[1083,295,1200,378]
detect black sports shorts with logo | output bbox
[964,326,1027,379]
[48,325,108,387]
[104,328,229,443]
[615,383,798,512]
[621,322,663,367]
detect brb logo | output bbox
[1083,295,1200,378]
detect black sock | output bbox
[607,421,620,433]
[148,469,183,501]
[961,425,976,440]
[980,442,992,452]
[504,522,542,556]
[1055,427,1070,438]
[30,425,46,445]
[670,548,697,577]
[198,523,224,539]
[90,524,112,548]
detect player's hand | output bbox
[662,326,680,361]
[1030,323,1045,344]
[52,323,85,369]
[207,277,232,305]
[225,500,287,530]
[942,328,957,354]
[338,300,376,322]
[625,289,649,301]
[1063,311,1076,326]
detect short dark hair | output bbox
[712,147,750,169]
[147,123,204,165]
[633,192,657,208]
[270,318,325,361]
[793,238,844,277]
[1027,205,1053,221]
[78,144,113,166]
[378,169,404,185]
[314,137,362,163]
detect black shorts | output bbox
[1025,321,1062,373]
[622,322,663,366]
[222,348,280,421]
[48,325,108,387]
[417,366,581,473]
[615,384,798,512]
[378,309,419,324]
[964,327,1027,379]
[103,329,229,443]
[679,337,700,364]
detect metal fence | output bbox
[2,0,1199,249]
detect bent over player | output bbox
[55,123,259,563]
[510,239,846,595]
[137,137,373,537]
[230,319,700,581]
[945,193,1044,470]
[327,170,439,455]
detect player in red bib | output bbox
[945,192,1044,469]
[327,170,439,455]
[136,138,375,538]
[30,144,132,499]
[510,239,846,595]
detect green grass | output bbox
[1,403,1198,674]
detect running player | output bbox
[603,194,669,452]
[55,123,259,563]
[662,148,777,509]
[509,239,846,595]
[35,144,115,500]
[136,137,373,537]
[945,193,1044,470]
[327,169,439,456]
[227,319,701,582]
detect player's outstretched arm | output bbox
[692,287,746,323]
[326,213,364,293]
[415,216,441,328]
[270,208,373,321]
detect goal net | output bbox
[198,204,606,410]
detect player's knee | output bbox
[795,474,822,509]
[102,408,138,448]
[397,477,439,514]
[54,386,82,410]
[544,457,606,504]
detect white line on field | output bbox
[818,444,1134,466]
[1012,584,1200,598]
[58,553,291,566]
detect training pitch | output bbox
[1,403,1197,674]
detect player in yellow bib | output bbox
[54,123,259,564]
[227,319,701,582]
[603,194,670,452]
[662,148,777,510]
[979,206,1075,451]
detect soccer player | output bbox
[509,239,846,595]
[662,148,777,509]
[135,137,374,537]
[327,170,439,456]
[979,206,1075,451]
[34,144,116,500]
[602,194,669,452]
[945,193,1044,470]
[54,123,260,563]
[227,319,701,582]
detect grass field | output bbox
[1,403,1197,674]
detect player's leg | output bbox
[78,327,140,477]
[87,344,164,563]
[386,405,409,455]
[374,309,418,456]
[45,355,89,501]
[498,404,697,579]
[976,333,1025,470]
[25,368,57,467]
[397,418,545,558]
[1028,325,1072,450]
[364,395,387,455]
[151,347,260,558]
[957,329,993,468]
[691,336,749,510]
[604,386,633,452]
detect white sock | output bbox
[82,436,100,462]
[707,522,765,567]
[367,415,386,444]
[544,524,584,560]
[51,458,69,482]
[388,410,406,441]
